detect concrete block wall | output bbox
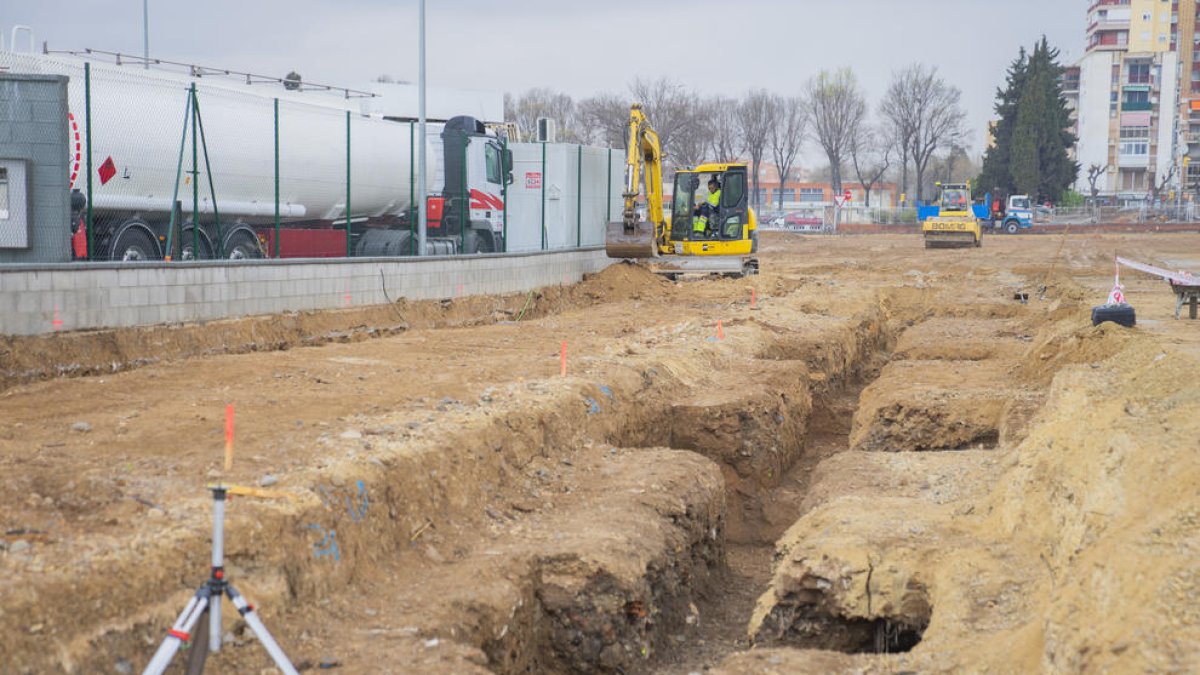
[0,248,612,336]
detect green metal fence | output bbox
[2,50,623,263]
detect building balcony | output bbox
[1118,153,1151,168]
[1123,101,1154,111]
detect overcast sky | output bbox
[5,0,1082,156]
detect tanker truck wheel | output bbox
[224,231,262,260]
[180,228,214,261]
[110,222,160,261]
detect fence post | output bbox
[84,62,94,260]
[274,98,280,258]
[461,137,468,254]
[540,141,547,251]
[165,87,193,260]
[345,110,352,258]
[192,94,223,256]
[501,135,508,253]
[409,121,415,255]
[576,145,583,248]
[190,82,199,261]
[606,148,612,223]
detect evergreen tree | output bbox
[1010,74,1043,196]
[978,48,1027,195]
[979,38,1078,201]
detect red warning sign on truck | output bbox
[525,172,542,189]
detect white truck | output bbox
[0,40,511,260]
[992,194,1034,234]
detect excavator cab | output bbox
[669,164,755,255]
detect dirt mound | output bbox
[1016,320,1136,385]
[849,360,1023,452]
[981,340,1200,672]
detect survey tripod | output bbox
[142,485,298,675]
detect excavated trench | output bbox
[2,271,1057,675]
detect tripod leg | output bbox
[141,593,209,675]
[225,584,299,675]
[184,605,210,675]
[209,586,222,654]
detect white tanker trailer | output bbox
[0,42,511,260]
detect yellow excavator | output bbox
[922,181,982,249]
[605,104,758,276]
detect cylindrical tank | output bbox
[0,50,437,222]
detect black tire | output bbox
[463,229,495,255]
[356,228,413,256]
[1005,221,1019,234]
[224,231,262,259]
[180,228,213,261]
[110,223,160,261]
[474,230,495,254]
[1092,303,1136,328]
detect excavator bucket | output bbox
[605,220,658,259]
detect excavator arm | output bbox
[606,104,667,258]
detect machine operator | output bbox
[692,176,721,238]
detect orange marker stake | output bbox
[717,320,725,340]
[224,403,235,472]
[560,340,568,376]
[750,288,757,309]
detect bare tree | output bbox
[850,123,892,207]
[576,92,628,147]
[628,78,700,169]
[768,95,806,210]
[803,68,867,196]
[505,88,579,142]
[706,97,742,162]
[1085,163,1108,203]
[1150,164,1177,202]
[738,89,776,209]
[880,66,920,202]
[891,65,966,202]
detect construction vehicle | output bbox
[605,105,758,276]
[922,182,982,248]
[992,194,1034,233]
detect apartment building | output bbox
[1072,0,1198,202]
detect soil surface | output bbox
[1,232,1197,674]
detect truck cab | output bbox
[432,116,512,254]
[999,195,1033,234]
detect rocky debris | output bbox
[71,421,92,433]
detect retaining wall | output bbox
[0,248,612,336]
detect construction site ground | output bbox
[1,231,1198,674]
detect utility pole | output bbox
[416,0,428,256]
[142,0,149,69]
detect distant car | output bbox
[784,212,822,227]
